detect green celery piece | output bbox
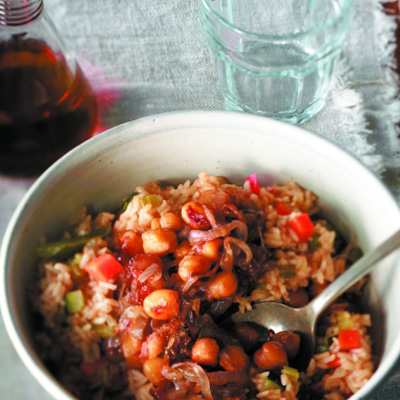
[93,323,115,337]
[282,366,299,382]
[140,194,161,207]
[337,311,354,330]
[279,265,296,278]
[36,225,111,260]
[69,253,84,278]
[263,378,283,391]
[65,290,84,313]
[315,343,330,353]
[308,232,321,252]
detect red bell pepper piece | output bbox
[84,253,123,282]
[326,355,341,368]
[338,330,361,350]
[276,203,292,216]
[289,213,315,242]
[245,172,260,195]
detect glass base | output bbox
[224,97,327,125]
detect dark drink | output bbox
[0,36,98,176]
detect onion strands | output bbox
[137,263,162,283]
[188,220,248,245]
[171,361,213,400]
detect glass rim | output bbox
[199,0,353,42]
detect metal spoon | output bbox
[227,229,400,370]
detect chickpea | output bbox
[160,212,184,231]
[174,240,192,260]
[142,228,178,255]
[285,287,309,308]
[206,271,238,299]
[215,176,230,184]
[151,218,161,230]
[143,332,166,360]
[133,254,165,289]
[118,230,143,256]
[194,238,223,260]
[212,190,231,211]
[254,341,288,370]
[120,334,143,368]
[272,331,300,359]
[181,201,211,229]
[178,255,211,282]
[196,189,231,211]
[196,190,214,207]
[143,289,180,320]
[134,253,162,272]
[219,345,249,371]
[191,338,219,366]
[143,357,164,386]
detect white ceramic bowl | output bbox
[1,111,400,400]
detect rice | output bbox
[32,171,374,400]
[305,311,374,398]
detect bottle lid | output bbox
[0,0,43,26]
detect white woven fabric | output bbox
[1,0,400,398]
[45,0,400,197]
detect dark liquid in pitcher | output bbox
[0,36,98,176]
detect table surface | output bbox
[2,0,400,399]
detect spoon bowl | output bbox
[229,301,316,370]
[226,228,400,370]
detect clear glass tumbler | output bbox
[199,0,352,124]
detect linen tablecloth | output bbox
[1,0,400,398]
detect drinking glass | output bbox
[199,0,352,124]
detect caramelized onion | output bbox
[161,365,192,399]
[137,263,162,283]
[162,364,183,381]
[119,305,148,321]
[220,238,234,271]
[221,203,244,221]
[180,275,200,293]
[178,225,192,241]
[188,220,248,245]
[212,190,231,211]
[171,361,213,400]
[203,205,217,228]
[165,379,192,399]
[130,316,148,339]
[220,236,253,272]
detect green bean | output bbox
[115,192,138,217]
[36,225,111,260]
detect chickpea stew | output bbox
[32,172,374,400]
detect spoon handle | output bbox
[307,229,400,320]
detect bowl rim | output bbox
[1,109,400,400]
